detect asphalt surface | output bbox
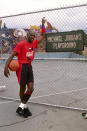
[0,60,87,131]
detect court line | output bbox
[31,87,87,100]
[0,95,87,111]
[0,87,87,102]
[0,100,15,105]
[29,101,87,111]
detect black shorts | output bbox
[18,63,34,86]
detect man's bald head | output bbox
[26,31,35,43]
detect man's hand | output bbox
[4,51,16,77]
[42,17,45,24]
[4,67,10,77]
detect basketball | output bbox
[9,60,19,71]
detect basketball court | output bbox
[0,59,87,131]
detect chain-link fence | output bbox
[0,59,87,110]
[0,4,87,111]
[0,4,87,57]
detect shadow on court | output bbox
[0,100,87,131]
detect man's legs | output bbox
[19,84,26,102]
[22,82,34,117]
[22,82,34,104]
[16,84,26,117]
[16,82,34,118]
[16,64,34,118]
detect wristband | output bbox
[42,28,46,34]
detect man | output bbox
[4,18,46,118]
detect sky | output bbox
[0,0,87,17]
[0,0,87,32]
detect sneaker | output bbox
[16,107,24,116]
[82,112,87,119]
[24,108,32,117]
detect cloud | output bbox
[1,3,87,33]
[0,0,86,16]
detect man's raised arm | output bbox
[38,17,46,44]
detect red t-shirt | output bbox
[13,40,38,64]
